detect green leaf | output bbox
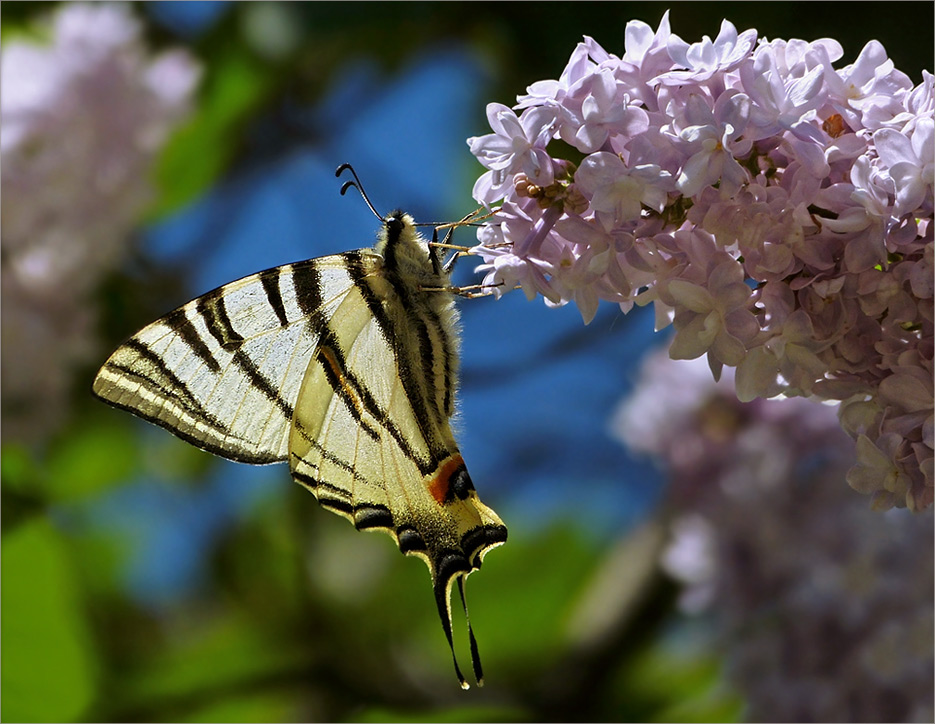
[43,422,138,503]
[1,518,97,722]
[184,691,299,723]
[140,430,217,484]
[466,523,601,670]
[612,627,745,722]
[119,612,305,711]
[353,704,526,723]
[0,443,39,496]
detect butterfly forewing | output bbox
[93,255,381,463]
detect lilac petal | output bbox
[735,346,782,401]
[708,260,745,293]
[879,373,934,413]
[624,20,655,60]
[889,162,928,215]
[676,151,713,197]
[485,102,514,135]
[521,105,559,146]
[848,40,889,88]
[713,328,747,366]
[575,287,600,325]
[667,280,713,312]
[574,123,609,154]
[843,233,886,273]
[713,19,738,53]
[670,314,713,359]
[469,133,518,167]
[874,127,914,166]
[847,435,896,494]
[472,171,501,205]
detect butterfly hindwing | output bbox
[288,216,507,687]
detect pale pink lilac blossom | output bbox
[1,3,199,443]
[466,11,934,511]
[614,353,934,722]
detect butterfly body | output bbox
[93,210,506,688]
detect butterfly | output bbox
[92,163,507,688]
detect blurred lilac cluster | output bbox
[1,4,199,442]
[466,12,933,511]
[615,353,934,722]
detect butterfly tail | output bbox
[434,573,470,690]
[457,576,485,686]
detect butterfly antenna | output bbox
[335,163,383,221]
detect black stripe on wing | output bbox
[313,344,381,441]
[353,504,394,531]
[155,267,303,423]
[290,442,384,493]
[396,525,428,553]
[372,225,458,430]
[108,338,209,417]
[261,268,290,327]
[231,348,295,420]
[291,469,393,531]
[197,293,245,352]
[344,255,453,465]
[165,309,222,373]
[95,339,283,464]
[170,274,300,424]
[296,257,440,474]
[438,324,457,418]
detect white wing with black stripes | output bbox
[92,210,506,689]
[94,253,377,464]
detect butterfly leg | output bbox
[428,231,472,276]
[452,283,503,298]
[429,226,464,276]
[429,228,444,276]
[442,246,462,275]
[419,282,504,298]
[429,207,500,274]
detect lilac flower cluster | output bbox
[614,353,933,722]
[1,3,199,442]
[467,12,933,511]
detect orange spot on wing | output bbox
[427,454,464,505]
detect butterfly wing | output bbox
[92,251,383,464]
[92,213,507,688]
[287,253,507,688]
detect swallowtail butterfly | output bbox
[92,164,507,688]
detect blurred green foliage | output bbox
[150,45,271,220]
[1,408,736,721]
[3,2,930,721]
[3,520,97,722]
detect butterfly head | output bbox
[383,209,408,234]
[377,210,447,283]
